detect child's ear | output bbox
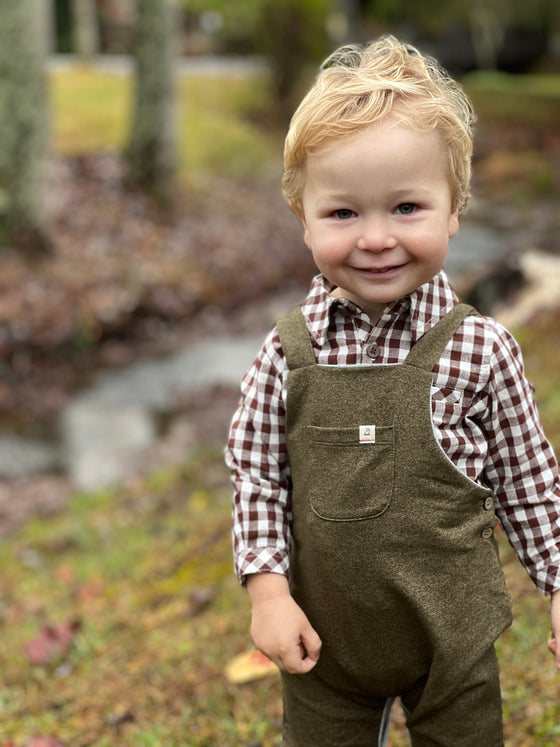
[290,204,312,249]
[289,202,303,222]
[448,207,459,238]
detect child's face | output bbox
[299,121,459,321]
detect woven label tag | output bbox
[359,425,376,444]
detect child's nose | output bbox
[356,216,398,252]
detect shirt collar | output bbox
[301,272,459,347]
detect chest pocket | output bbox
[304,424,394,521]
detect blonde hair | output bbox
[283,35,475,216]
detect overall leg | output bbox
[282,669,389,747]
[402,645,503,747]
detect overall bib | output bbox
[276,303,512,746]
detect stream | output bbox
[0,220,514,490]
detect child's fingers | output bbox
[292,628,322,673]
[279,646,313,674]
[301,628,322,662]
[281,629,322,674]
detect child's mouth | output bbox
[358,264,404,275]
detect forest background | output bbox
[0,1,560,745]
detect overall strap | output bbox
[405,303,477,372]
[276,307,316,370]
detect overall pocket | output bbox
[305,425,394,521]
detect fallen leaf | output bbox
[184,587,214,617]
[27,738,67,747]
[25,620,81,665]
[76,576,105,602]
[225,649,278,684]
[54,564,75,584]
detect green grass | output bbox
[49,67,282,184]
[49,69,131,153]
[0,448,283,745]
[465,71,560,98]
[463,71,560,126]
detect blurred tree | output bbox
[182,0,335,122]
[183,0,334,121]
[41,0,57,54]
[0,0,51,253]
[360,0,557,73]
[460,0,556,71]
[72,0,100,61]
[98,0,135,54]
[333,0,366,43]
[258,0,332,122]
[55,0,74,53]
[126,0,178,204]
[182,0,262,55]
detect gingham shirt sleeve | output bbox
[225,328,292,584]
[481,318,560,595]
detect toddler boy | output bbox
[226,36,560,745]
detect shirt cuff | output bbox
[542,565,560,597]
[236,546,290,586]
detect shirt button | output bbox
[366,342,380,359]
[483,496,494,510]
[481,527,494,539]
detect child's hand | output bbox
[246,573,322,674]
[549,590,560,669]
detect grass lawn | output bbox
[48,66,283,185]
[464,71,560,127]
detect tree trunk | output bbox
[72,0,100,62]
[126,0,178,204]
[467,4,503,70]
[334,0,365,44]
[39,0,57,55]
[259,0,330,124]
[0,0,51,254]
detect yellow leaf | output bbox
[225,649,278,685]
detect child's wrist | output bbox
[246,572,290,604]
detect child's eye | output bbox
[396,203,416,215]
[333,209,356,220]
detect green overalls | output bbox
[276,303,513,746]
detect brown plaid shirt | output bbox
[226,272,560,594]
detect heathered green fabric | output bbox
[276,303,512,712]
